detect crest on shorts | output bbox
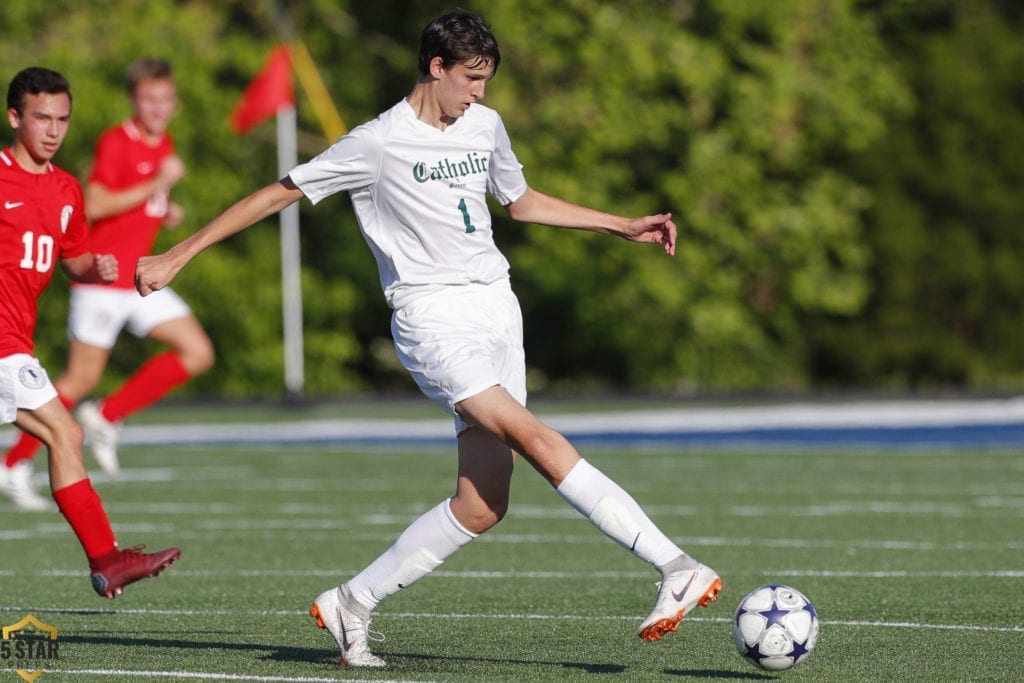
[18,364,47,390]
[60,205,73,234]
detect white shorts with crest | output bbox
[391,279,527,434]
[0,354,58,424]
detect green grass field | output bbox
[2,437,1022,681]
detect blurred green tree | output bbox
[485,0,908,391]
[811,0,1024,390]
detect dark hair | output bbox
[6,66,72,116]
[418,10,500,77]
[126,57,174,93]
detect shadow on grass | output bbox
[364,650,770,678]
[372,650,628,674]
[57,634,627,672]
[56,633,320,661]
[665,669,775,680]
[57,634,773,679]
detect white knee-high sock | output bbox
[557,458,691,569]
[347,498,476,610]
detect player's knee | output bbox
[45,416,84,454]
[182,340,215,376]
[468,510,502,534]
[486,498,510,527]
[460,499,507,534]
[194,345,215,375]
[517,426,569,462]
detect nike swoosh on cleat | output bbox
[671,572,696,602]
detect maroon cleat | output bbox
[89,545,181,599]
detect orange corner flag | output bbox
[230,45,295,135]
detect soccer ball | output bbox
[731,584,819,671]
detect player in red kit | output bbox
[1,59,213,496]
[0,66,180,595]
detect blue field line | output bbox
[3,398,1024,449]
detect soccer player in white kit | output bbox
[136,10,722,667]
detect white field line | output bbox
[94,498,1024,518]
[38,670,427,683]
[90,500,1024,519]
[392,613,1024,634]
[4,606,1022,635]
[6,525,1024,551]
[23,568,1024,580]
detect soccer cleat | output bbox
[77,401,121,477]
[0,461,52,511]
[310,584,386,668]
[638,563,722,641]
[89,545,181,599]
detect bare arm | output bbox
[86,155,186,222]
[61,253,118,284]
[505,187,676,255]
[135,178,304,296]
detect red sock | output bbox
[4,390,75,468]
[53,479,118,563]
[100,352,190,423]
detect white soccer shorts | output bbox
[391,280,527,434]
[0,354,58,424]
[68,285,192,349]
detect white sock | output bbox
[557,458,689,568]
[347,498,476,610]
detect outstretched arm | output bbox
[505,187,676,256]
[135,177,304,296]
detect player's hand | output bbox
[163,202,185,229]
[95,253,119,283]
[624,213,677,256]
[135,253,178,296]
[157,155,186,188]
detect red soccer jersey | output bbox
[84,120,174,289]
[0,148,90,356]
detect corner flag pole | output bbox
[277,103,304,398]
[275,38,345,398]
[240,2,351,397]
[229,43,305,397]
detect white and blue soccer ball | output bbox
[732,584,820,671]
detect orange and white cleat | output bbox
[639,563,722,641]
[310,584,386,668]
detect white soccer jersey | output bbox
[289,99,528,309]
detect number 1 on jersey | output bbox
[457,198,476,233]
